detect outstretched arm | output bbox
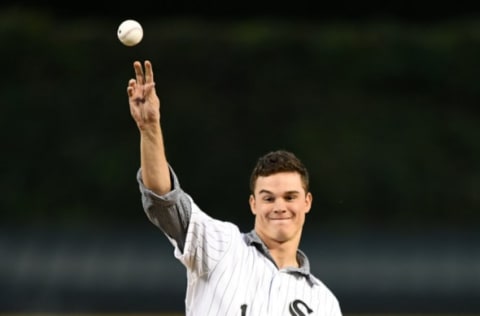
[127,60,171,195]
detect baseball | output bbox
[117,19,143,46]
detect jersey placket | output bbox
[267,270,289,315]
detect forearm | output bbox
[140,122,171,195]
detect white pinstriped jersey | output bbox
[138,167,342,316]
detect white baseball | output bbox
[117,19,143,46]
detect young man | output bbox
[127,60,342,316]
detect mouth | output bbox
[269,217,292,221]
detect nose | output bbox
[273,200,287,213]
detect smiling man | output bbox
[127,60,342,316]
[249,152,313,270]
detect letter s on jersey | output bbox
[289,299,313,316]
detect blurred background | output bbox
[1,2,480,315]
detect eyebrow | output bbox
[258,189,300,195]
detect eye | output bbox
[285,194,297,201]
[262,196,274,202]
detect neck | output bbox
[269,246,299,269]
[259,234,301,269]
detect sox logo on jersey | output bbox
[241,300,313,316]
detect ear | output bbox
[249,194,256,215]
[305,192,313,214]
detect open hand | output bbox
[127,60,160,130]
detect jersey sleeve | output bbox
[137,165,241,278]
[137,165,192,251]
[175,203,239,278]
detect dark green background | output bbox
[2,7,479,232]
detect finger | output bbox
[127,79,136,97]
[133,60,144,84]
[144,82,156,96]
[144,60,154,84]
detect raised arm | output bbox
[127,60,171,195]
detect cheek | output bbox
[295,206,309,222]
[299,212,307,223]
[253,205,273,219]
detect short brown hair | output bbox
[249,150,309,194]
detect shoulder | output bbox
[310,274,340,299]
[188,206,245,244]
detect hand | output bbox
[127,60,160,130]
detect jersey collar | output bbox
[243,230,320,286]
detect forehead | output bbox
[254,172,304,193]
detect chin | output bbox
[271,230,292,242]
